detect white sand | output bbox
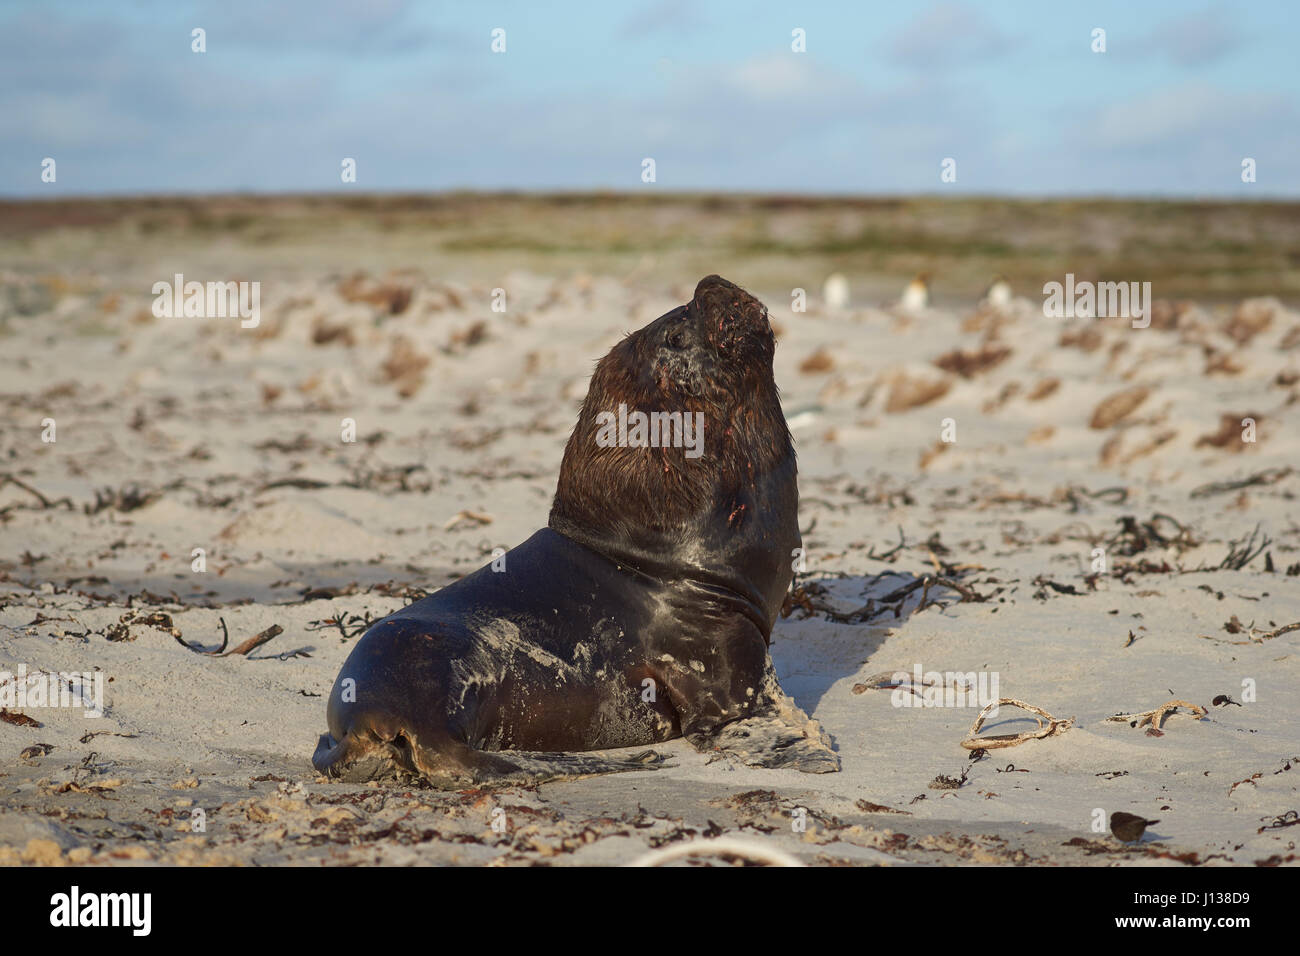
[1,267,1298,866]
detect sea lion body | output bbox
[314,275,838,786]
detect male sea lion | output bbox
[313,275,839,787]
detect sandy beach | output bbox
[1,196,1298,866]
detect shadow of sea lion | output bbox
[771,570,938,714]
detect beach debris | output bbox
[1089,385,1149,429]
[1106,513,1196,556]
[1207,617,1300,644]
[0,709,42,728]
[1248,621,1300,642]
[1212,524,1270,571]
[1061,484,1129,512]
[342,462,431,494]
[79,730,138,743]
[1106,699,1206,731]
[1026,377,1062,404]
[84,483,165,514]
[226,624,284,656]
[0,473,75,515]
[1060,325,1103,352]
[1258,811,1300,834]
[781,585,818,618]
[175,619,283,657]
[379,335,430,397]
[443,509,493,531]
[928,766,971,790]
[799,348,834,374]
[1224,297,1277,345]
[1110,811,1158,843]
[1032,575,1082,598]
[895,573,990,609]
[306,610,377,640]
[259,477,331,491]
[867,525,907,561]
[795,572,988,629]
[1230,773,1262,795]
[627,837,803,867]
[1196,412,1261,450]
[445,319,489,353]
[1103,427,1178,467]
[103,610,180,643]
[310,317,355,346]
[856,799,911,815]
[175,617,227,654]
[933,343,1012,379]
[338,272,412,315]
[255,433,315,453]
[960,698,1074,750]
[852,669,974,699]
[884,373,951,413]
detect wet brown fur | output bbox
[551,275,792,560]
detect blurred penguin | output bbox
[898,272,930,313]
[822,273,850,312]
[982,274,1012,309]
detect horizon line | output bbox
[1,188,1296,205]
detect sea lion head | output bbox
[646,274,777,403]
[550,275,797,595]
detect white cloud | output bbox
[888,1,1013,70]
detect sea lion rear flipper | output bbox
[314,726,670,788]
[312,730,426,784]
[465,748,670,787]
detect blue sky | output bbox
[3,0,1297,197]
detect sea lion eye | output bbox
[666,329,685,349]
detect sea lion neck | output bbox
[543,519,781,641]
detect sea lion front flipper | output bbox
[690,706,841,773]
[686,658,841,773]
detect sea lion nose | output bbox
[688,275,769,350]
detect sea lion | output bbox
[313,275,839,787]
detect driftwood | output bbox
[175,619,283,657]
[1106,699,1207,730]
[961,698,1074,751]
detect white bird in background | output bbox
[822,273,850,311]
[898,272,930,312]
[982,274,1013,309]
